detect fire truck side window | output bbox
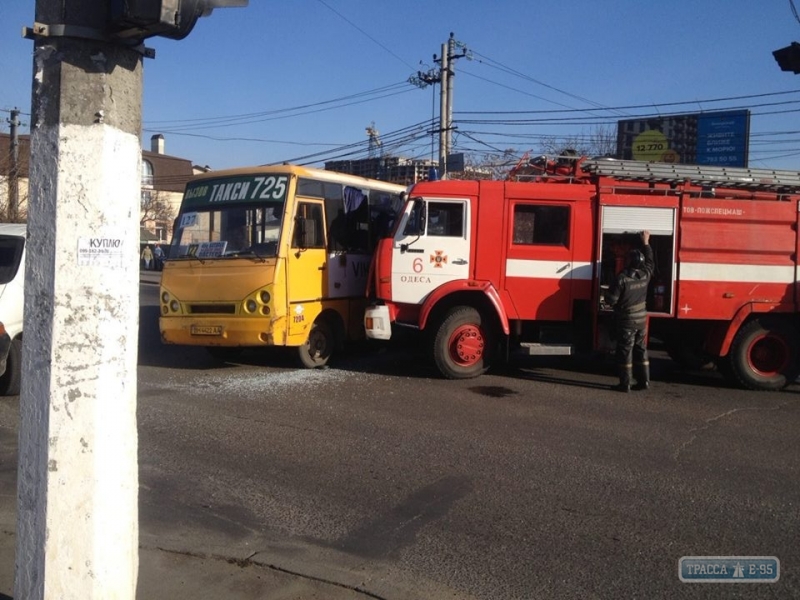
[513,205,570,246]
[426,202,464,237]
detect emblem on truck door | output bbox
[430,250,448,268]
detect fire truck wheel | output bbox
[297,319,335,369]
[433,306,494,379]
[729,318,800,391]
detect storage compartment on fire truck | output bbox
[597,206,676,315]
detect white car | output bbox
[0,223,26,395]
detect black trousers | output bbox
[615,323,649,385]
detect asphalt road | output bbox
[2,283,799,599]
[134,284,800,599]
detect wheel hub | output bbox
[309,332,327,357]
[748,334,789,376]
[450,325,485,366]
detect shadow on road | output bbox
[138,304,231,371]
[501,351,739,390]
[138,302,435,377]
[138,298,800,394]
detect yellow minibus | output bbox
[159,165,405,367]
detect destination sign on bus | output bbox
[183,174,289,208]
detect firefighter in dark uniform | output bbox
[606,230,655,392]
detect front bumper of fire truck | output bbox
[364,304,392,340]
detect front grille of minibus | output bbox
[189,304,236,314]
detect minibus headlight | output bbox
[260,290,271,304]
[245,299,258,313]
[161,291,170,304]
[169,300,179,312]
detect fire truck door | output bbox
[599,205,676,313]
[392,198,470,305]
[504,202,580,321]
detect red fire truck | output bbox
[364,157,800,391]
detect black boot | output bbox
[633,363,650,391]
[611,366,632,393]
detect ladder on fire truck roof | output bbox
[581,158,800,193]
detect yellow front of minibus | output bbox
[159,167,297,362]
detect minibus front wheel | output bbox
[297,318,335,368]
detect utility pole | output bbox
[412,33,469,180]
[18,1,143,597]
[442,33,469,179]
[445,35,456,168]
[439,40,449,178]
[408,61,441,179]
[18,1,247,598]
[8,109,19,222]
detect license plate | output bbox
[190,325,223,336]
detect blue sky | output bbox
[2,1,800,171]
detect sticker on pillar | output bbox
[78,236,126,267]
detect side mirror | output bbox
[406,199,426,236]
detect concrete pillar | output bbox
[445,35,455,169]
[16,2,141,597]
[438,41,448,179]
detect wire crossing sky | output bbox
[2,1,800,170]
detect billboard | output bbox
[616,109,750,167]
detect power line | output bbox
[141,129,345,146]
[146,83,413,132]
[455,90,800,116]
[458,131,511,155]
[314,0,416,71]
[131,68,800,169]
[458,70,577,109]
[791,0,800,24]
[152,88,417,134]
[265,119,432,166]
[144,82,408,126]
[454,100,800,128]
[469,49,620,113]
